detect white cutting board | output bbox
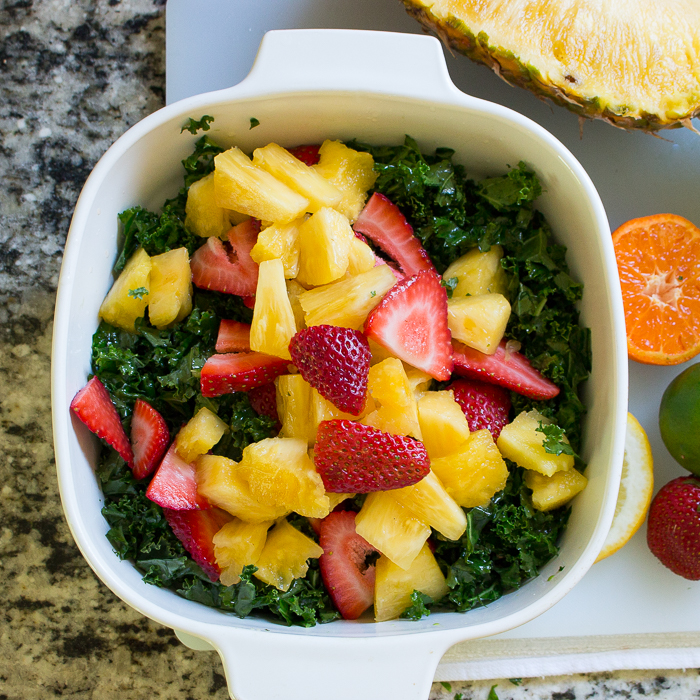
[165,0,700,656]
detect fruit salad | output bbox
[71,123,591,626]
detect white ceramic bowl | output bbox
[52,29,628,700]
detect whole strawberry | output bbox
[647,475,700,580]
[449,378,512,440]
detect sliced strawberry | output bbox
[448,378,512,440]
[314,419,430,493]
[130,399,170,480]
[452,339,560,400]
[353,193,435,276]
[247,382,281,430]
[287,144,321,166]
[364,270,453,381]
[242,295,256,309]
[145,442,211,510]
[289,326,371,416]
[191,219,261,296]
[70,377,133,466]
[200,352,289,397]
[318,510,378,620]
[215,319,252,353]
[163,506,232,581]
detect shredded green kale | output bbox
[536,421,576,457]
[181,115,214,134]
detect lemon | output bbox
[595,413,654,562]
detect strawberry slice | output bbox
[242,295,256,309]
[287,144,321,166]
[163,507,232,581]
[130,398,170,480]
[353,193,435,276]
[364,270,453,381]
[318,510,378,620]
[191,219,261,296]
[314,419,430,493]
[247,382,281,430]
[215,319,252,353]
[289,325,371,416]
[145,442,211,510]
[70,377,134,466]
[200,352,289,397]
[448,378,512,440]
[452,339,560,400]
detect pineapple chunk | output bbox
[299,264,396,329]
[286,279,307,330]
[213,519,273,586]
[392,470,467,541]
[313,140,378,222]
[196,454,289,523]
[374,544,449,622]
[184,172,232,238]
[497,410,575,477]
[524,468,588,512]
[252,143,342,212]
[250,218,303,278]
[175,407,228,463]
[309,388,372,443]
[443,245,509,297]
[296,207,355,286]
[276,374,314,443]
[148,247,193,329]
[447,293,511,355]
[238,437,330,518]
[328,492,355,510]
[355,492,430,570]
[404,366,433,398]
[254,519,324,591]
[99,247,151,331]
[347,237,377,275]
[214,147,309,223]
[431,429,508,508]
[368,337,397,366]
[417,390,470,459]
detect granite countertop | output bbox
[1,1,699,698]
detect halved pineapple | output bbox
[443,245,508,297]
[148,247,193,329]
[175,407,228,463]
[213,518,273,586]
[447,293,511,354]
[99,247,151,331]
[417,390,470,459]
[524,467,588,511]
[184,172,232,238]
[276,374,314,443]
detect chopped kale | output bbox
[400,591,434,620]
[181,115,214,134]
[536,421,576,457]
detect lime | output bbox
[659,363,700,476]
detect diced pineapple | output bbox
[250,218,303,279]
[299,265,396,329]
[447,293,511,355]
[276,374,314,443]
[524,468,588,512]
[368,337,397,366]
[309,389,372,444]
[497,410,575,477]
[313,140,378,222]
[253,518,324,591]
[250,259,297,360]
[196,454,289,523]
[214,147,309,223]
[392,470,467,541]
[404,366,433,398]
[355,492,431,570]
[327,492,355,510]
[417,390,470,459]
[213,518,273,586]
[347,237,377,275]
[443,245,509,297]
[431,429,508,508]
[184,172,232,238]
[175,407,228,463]
[99,247,151,331]
[374,544,449,622]
[285,279,307,330]
[148,247,193,328]
[252,143,342,212]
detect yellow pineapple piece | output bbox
[417,390,470,459]
[252,143,342,212]
[431,430,509,508]
[347,237,377,275]
[175,407,228,463]
[328,492,355,510]
[374,544,449,622]
[404,366,433,398]
[497,410,575,477]
[313,140,378,222]
[148,247,193,329]
[447,293,511,355]
[286,279,307,330]
[368,337,396,366]
[213,519,273,586]
[392,470,467,541]
[299,265,396,330]
[184,172,232,238]
[196,455,289,523]
[99,247,152,331]
[355,492,430,571]
[443,245,509,297]
[524,468,588,512]
[276,374,314,443]
[309,389,373,444]
[253,518,324,591]
[214,147,309,224]
[238,437,330,518]
[250,218,303,279]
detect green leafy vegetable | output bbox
[487,685,500,700]
[401,591,434,620]
[536,421,576,456]
[128,287,148,299]
[509,678,523,685]
[441,276,459,298]
[181,115,214,134]
[250,117,260,129]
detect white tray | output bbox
[165,0,700,678]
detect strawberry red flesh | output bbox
[70,377,134,466]
[216,319,252,353]
[314,419,430,493]
[287,144,321,166]
[353,193,435,276]
[145,442,211,510]
[364,270,453,381]
[289,325,371,415]
[200,352,289,396]
[448,378,512,440]
[130,398,170,480]
[247,382,281,430]
[452,339,560,400]
[318,510,378,620]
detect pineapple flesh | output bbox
[175,407,228,463]
[417,390,471,459]
[148,247,193,329]
[185,172,233,238]
[99,247,151,331]
[524,467,588,511]
[213,519,272,586]
[443,245,508,297]
[447,293,511,355]
[250,218,303,279]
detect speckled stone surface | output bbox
[1,2,700,699]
